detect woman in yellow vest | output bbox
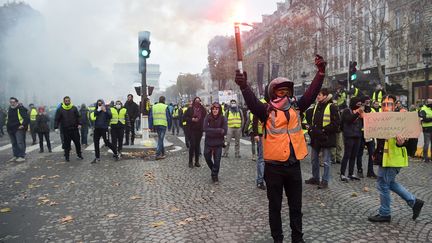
[235,54,326,243]
[368,95,424,223]
[110,100,129,157]
[29,104,38,145]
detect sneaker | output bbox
[65,157,70,162]
[367,173,377,179]
[15,157,25,162]
[123,143,129,146]
[195,162,201,167]
[257,182,266,190]
[39,150,44,153]
[91,158,100,164]
[77,154,84,160]
[304,177,320,185]
[358,172,364,178]
[336,160,341,164]
[412,199,424,220]
[348,175,360,180]
[368,214,391,222]
[212,176,219,185]
[155,155,164,160]
[251,155,257,161]
[114,154,119,161]
[340,175,349,182]
[318,180,328,189]
[48,149,52,153]
[8,157,18,162]
[188,162,194,168]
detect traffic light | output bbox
[139,39,151,58]
[349,61,357,81]
[138,31,151,73]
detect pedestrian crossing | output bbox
[0,143,12,152]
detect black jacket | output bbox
[124,100,139,121]
[79,108,90,126]
[341,108,362,138]
[184,105,207,133]
[35,114,50,133]
[93,108,112,129]
[7,105,30,132]
[203,113,227,147]
[309,99,340,148]
[55,105,81,130]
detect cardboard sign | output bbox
[363,112,422,139]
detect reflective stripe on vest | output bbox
[110,107,127,125]
[17,109,23,125]
[420,106,432,128]
[152,103,168,127]
[312,103,331,127]
[227,111,242,128]
[382,138,408,167]
[173,108,179,118]
[337,92,346,106]
[263,108,308,161]
[353,88,359,97]
[247,112,253,131]
[90,112,96,121]
[372,90,383,103]
[182,107,188,125]
[30,108,37,121]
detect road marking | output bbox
[26,144,41,153]
[85,142,104,151]
[169,146,182,152]
[178,136,185,144]
[0,144,12,152]
[52,144,63,153]
[240,139,252,145]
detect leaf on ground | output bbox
[53,185,60,188]
[210,190,215,193]
[177,220,187,226]
[150,221,165,228]
[351,192,358,197]
[363,187,370,192]
[106,213,118,218]
[48,175,60,179]
[170,206,180,212]
[153,211,160,216]
[14,181,21,184]
[49,201,58,206]
[31,175,46,181]
[184,217,194,222]
[47,166,53,169]
[112,182,121,187]
[198,215,209,220]
[144,172,156,182]
[130,195,142,200]
[320,203,326,207]
[0,208,11,213]
[38,196,48,200]
[28,184,40,189]
[70,181,76,184]
[60,215,74,224]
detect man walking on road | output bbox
[368,95,424,223]
[79,104,90,146]
[7,97,30,162]
[28,103,38,145]
[222,99,243,158]
[149,96,171,160]
[305,88,340,189]
[54,96,83,162]
[124,94,139,146]
[235,55,326,243]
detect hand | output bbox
[314,54,326,73]
[101,106,106,112]
[55,129,59,133]
[78,125,82,129]
[254,136,259,142]
[396,135,406,146]
[18,125,24,130]
[234,69,248,89]
[219,128,225,135]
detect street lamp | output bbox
[422,47,431,99]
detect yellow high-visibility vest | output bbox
[227,111,242,128]
[312,103,331,127]
[382,138,408,167]
[30,108,37,121]
[173,108,179,118]
[420,105,432,128]
[182,107,188,126]
[152,103,168,127]
[110,107,127,125]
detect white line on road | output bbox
[0,144,12,152]
[240,139,252,145]
[178,136,185,144]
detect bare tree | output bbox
[207,36,237,90]
[176,73,203,99]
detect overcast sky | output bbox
[1,0,280,90]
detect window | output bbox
[414,10,421,24]
[395,9,401,29]
[380,43,385,59]
[396,53,400,67]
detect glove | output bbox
[315,54,327,73]
[234,70,248,89]
[55,128,59,133]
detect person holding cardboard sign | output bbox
[368,95,424,223]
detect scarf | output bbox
[270,97,291,111]
[193,104,203,121]
[62,102,73,110]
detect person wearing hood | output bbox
[222,99,244,158]
[110,100,129,157]
[124,94,139,145]
[149,96,172,160]
[304,88,340,189]
[91,99,118,163]
[79,104,90,146]
[203,102,227,184]
[234,55,326,243]
[339,96,364,181]
[7,97,30,162]
[35,106,52,153]
[418,98,432,163]
[54,96,83,162]
[184,97,207,167]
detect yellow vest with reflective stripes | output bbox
[18,109,23,125]
[110,107,127,125]
[420,106,432,128]
[352,87,359,97]
[382,138,408,167]
[182,107,188,126]
[227,111,242,128]
[312,103,331,127]
[372,90,383,103]
[337,91,346,106]
[173,108,179,118]
[152,103,168,127]
[247,112,263,135]
[30,108,37,121]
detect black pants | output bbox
[189,131,202,163]
[341,137,361,176]
[265,163,303,243]
[125,119,136,144]
[94,128,117,159]
[38,132,51,151]
[172,118,180,135]
[204,146,222,177]
[183,126,190,148]
[0,124,4,136]
[30,122,37,143]
[356,137,375,175]
[63,128,81,157]
[111,127,124,153]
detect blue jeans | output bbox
[8,129,26,158]
[204,146,222,177]
[377,166,416,216]
[256,137,265,184]
[155,126,166,156]
[311,146,332,182]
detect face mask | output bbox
[10,103,18,108]
[231,104,237,108]
[116,105,121,109]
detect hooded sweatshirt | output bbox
[55,102,81,129]
[93,99,112,129]
[203,103,227,147]
[341,97,363,138]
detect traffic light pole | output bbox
[140,58,151,144]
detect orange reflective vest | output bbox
[263,108,308,162]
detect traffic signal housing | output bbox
[138,31,151,73]
[139,39,151,58]
[349,61,357,81]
